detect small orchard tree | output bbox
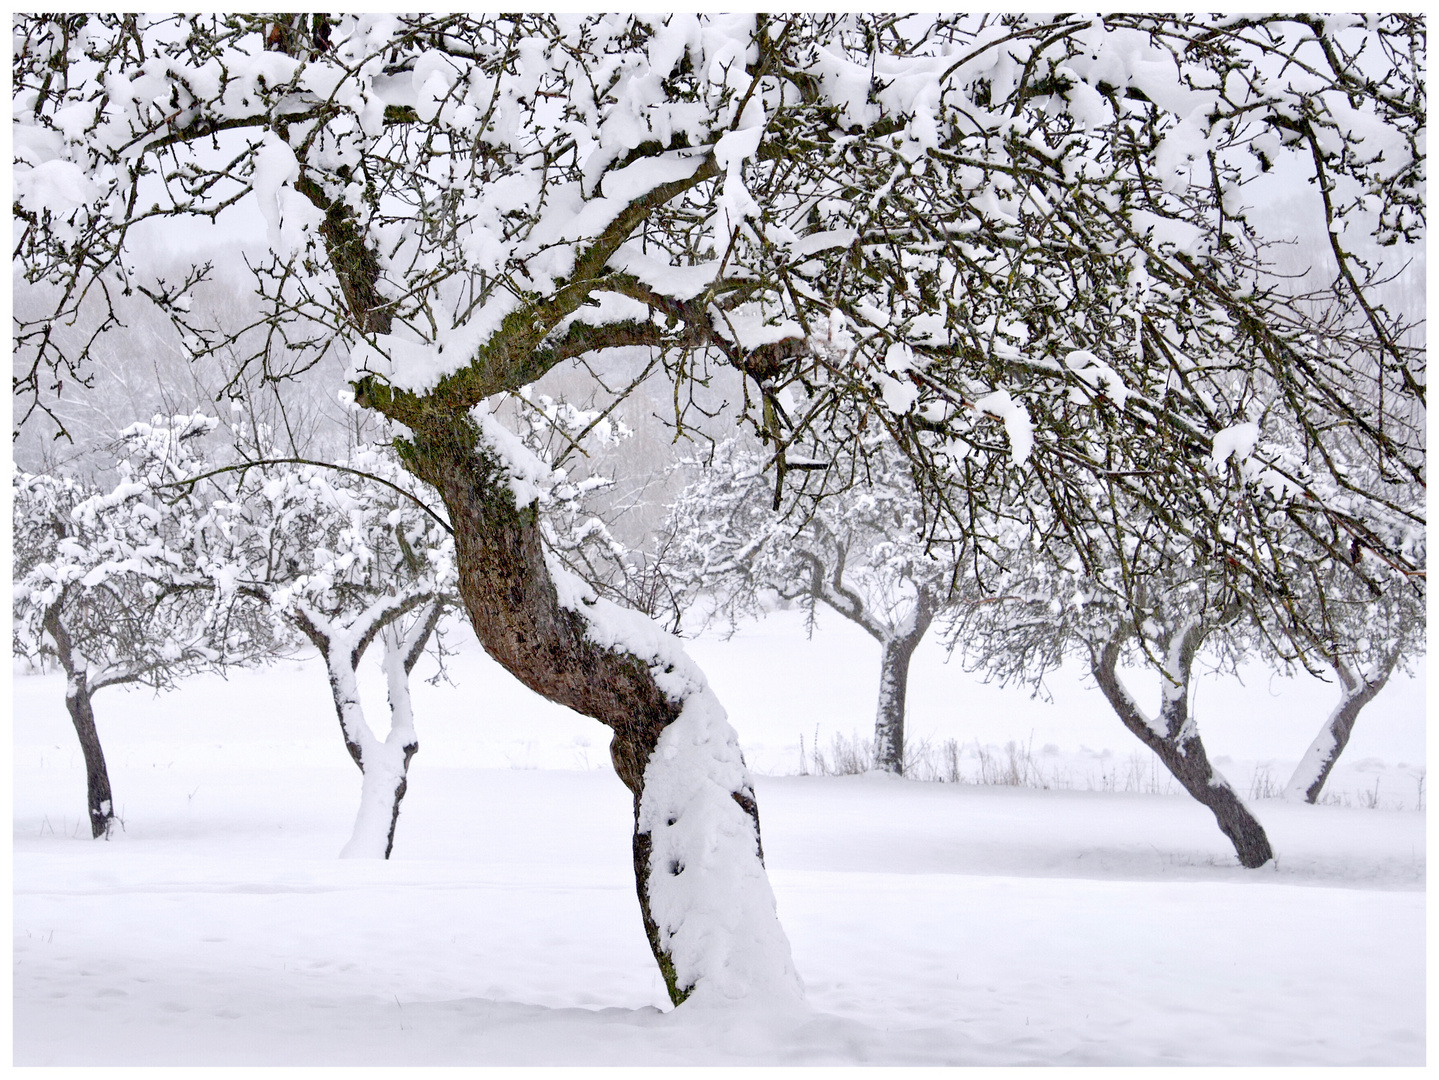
[955,323,1423,858]
[1087,596,1272,868]
[669,434,951,774]
[168,394,644,859]
[951,493,1277,869]
[12,414,269,837]
[1282,574,1424,804]
[1253,358,1427,803]
[15,14,1422,1005]
[195,444,458,859]
[15,468,153,838]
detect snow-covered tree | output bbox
[1255,343,1427,802]
[952,536,1276,868]
[1087,596,1272,868]
[953,322,1424,862]
[14,14,1423,1005]
[670,435,950,774]
[12,414,270,837]
[195,445,458,859]
[1281,576,1424,804]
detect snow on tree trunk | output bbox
[338,654,417,862]
[398,417,801,1007]
[1093,628,1273,869]
[1285,655,1397,804]
[872,625,926,775]
[319,639,385,859]
[308,620,422,862]
[369,617,428,858]
[339,737,416,861]
[62,670,115,840]
[636,686,802,1007]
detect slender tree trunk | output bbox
[63,669,116,840]
[871,603,933,775]
[872,638,914,774]
[375,616,421,857]
[397,414,799,1007]
[337,645,416,860]
[319,640,391,859]
[1093,628,1273,869]
[42,604,116,839]
[1285,654,1397,804]
[362,606,442,858]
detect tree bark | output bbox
[42,603,115,839]
[873,637,916,774]
[395,411,797,1006]
[806,558,936,777]
[1285,653,1398,804]
[871,602,934,775]
[340,737,417,860]
[1093,627,1273,869]
[63,670,115,840]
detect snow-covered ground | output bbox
[13,609,1426,1065]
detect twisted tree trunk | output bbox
[1092,625,1273,869]
[1285,652,1399,804]
[295,137,796,1005]
[396,412,798,1006]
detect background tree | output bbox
[950,507,1276,869]
[14,14,1423,1005]
[1086,593,1271,868]
[12,414,270,838]
[194,443,459,860]
[1281,570,1425,805]
[180,396,640,858]
[669,433,951,774]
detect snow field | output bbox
[13,608,1426,1064]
